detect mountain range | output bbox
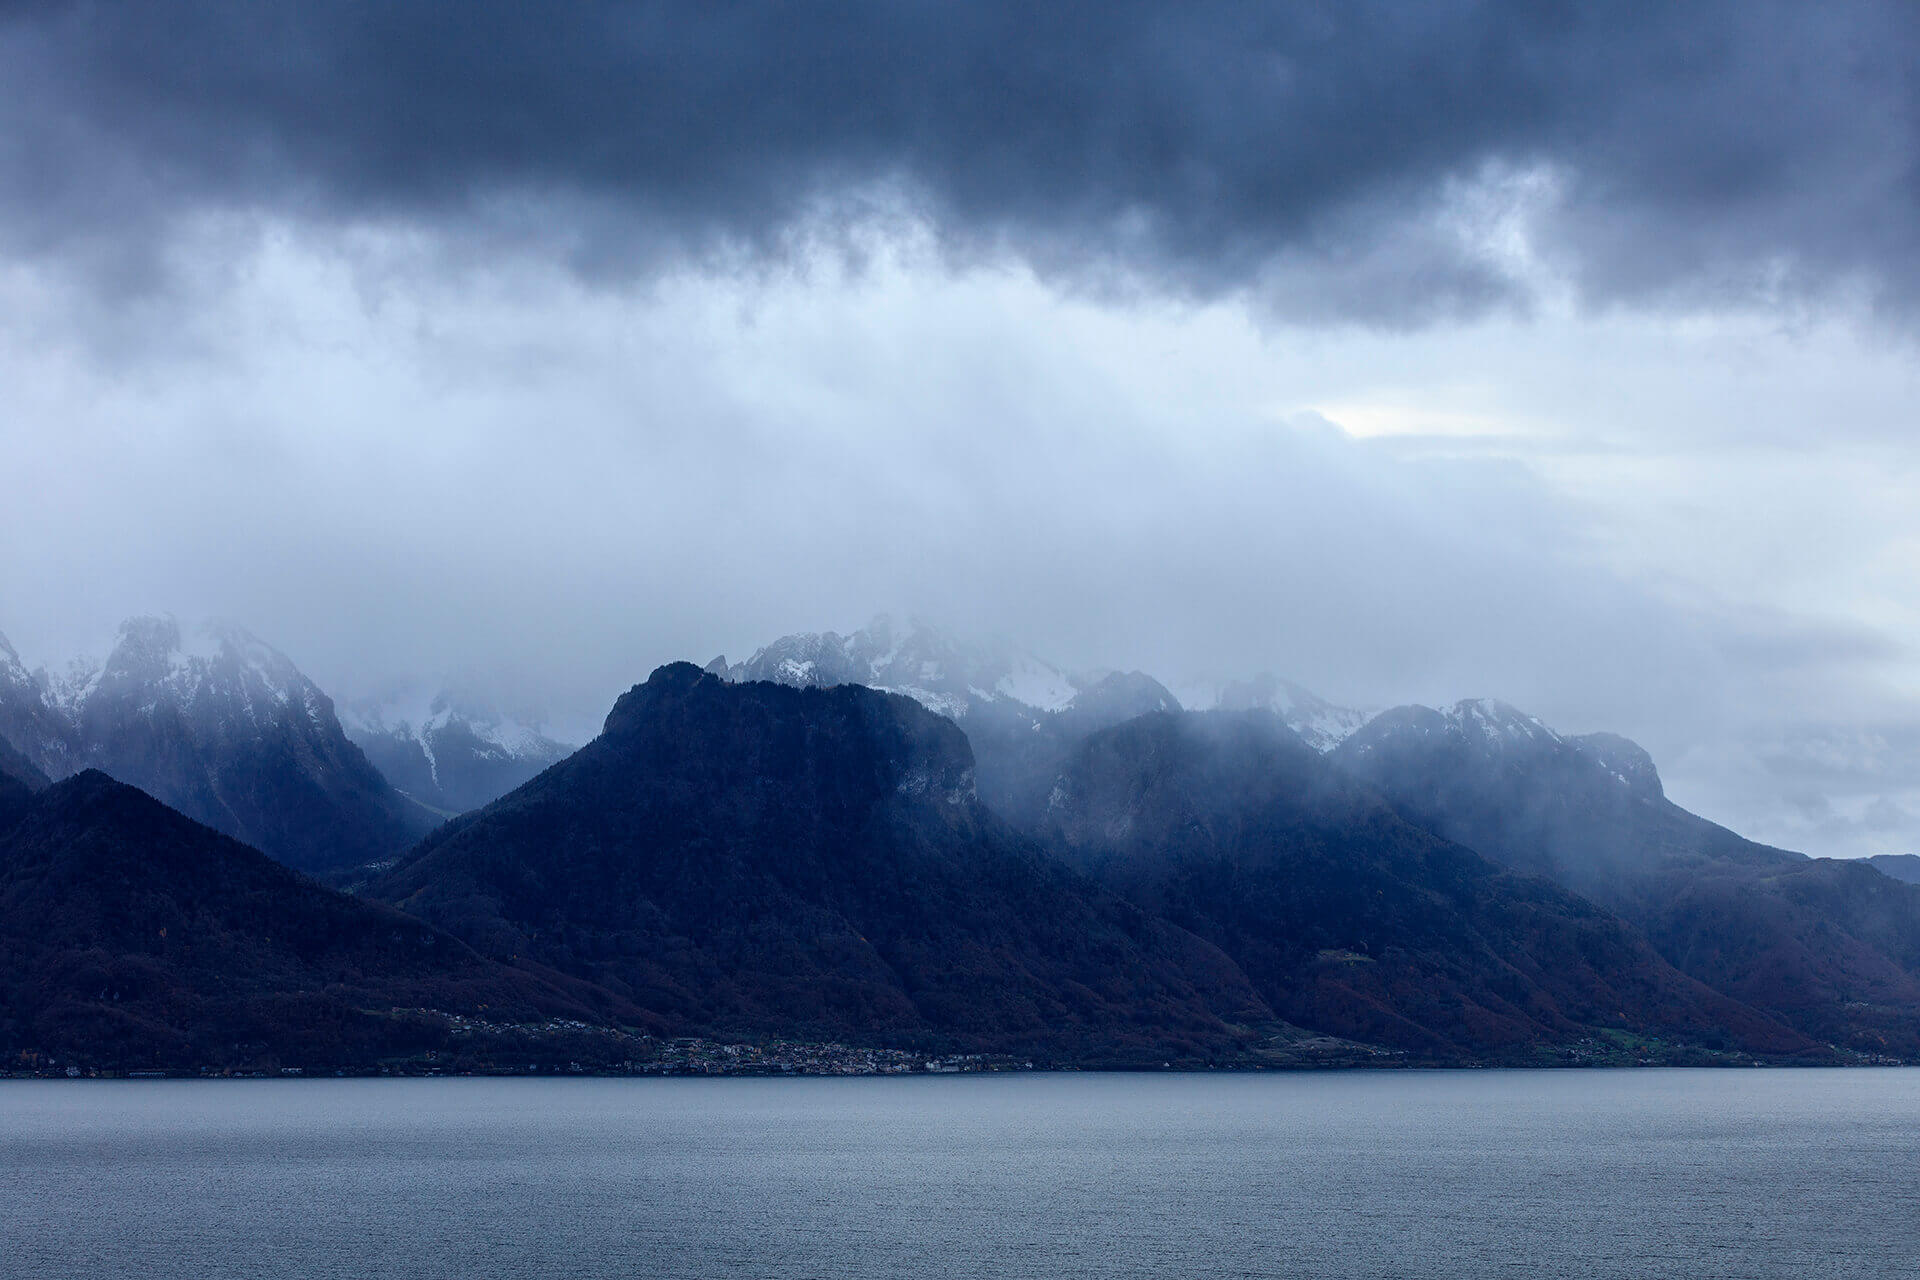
[0,618,432,876]
[375,665,1264,1061]
[1330,698,1920,1056]
[4,612,1920,1071]
[1039,708,1798,1057]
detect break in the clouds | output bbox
[5,1,1920,319]
[3,3,1920,861]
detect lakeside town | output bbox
[3,1013,1039,1079]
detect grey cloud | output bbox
[1864,796,1914,834]
[2,247,1903,842]
[5,2,1920,318]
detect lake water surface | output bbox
[4,1069,1918,1279]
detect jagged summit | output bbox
[86,616,330,732]
[1175,672,1373,751]
[1445,697,1562,746]
[0,615,433,874]
[0,631,78,778]
[725,615,1082,720]
[342,676,574,816]
[729,617,1379,755]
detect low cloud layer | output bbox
[5,237,1918,857]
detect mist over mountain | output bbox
[0,618,433,875]
[1868,855,1920,886]
[1038,708,1800,1058]
[0,634,79,781]
[9,0,1920,884]
[341,687,574,816]
[1331,698,1799,901]
[722,617,1920,1060]
[0,730,47,793]
[1324,696,1920,1056]
[3,604,1920,1069]
[721,615,1085,720]
[722,617,1363,824]
[1172,674,1374,753]
[373,664,1266,1063]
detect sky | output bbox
[3,1,1920,857]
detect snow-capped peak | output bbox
[1175,671,1373,752]
[87,615,326,728]
[993,651,1079,712]
[1443,697,1562,748]
[727,616,1082,720]
[340,681,576,812]
[342,685,565,763]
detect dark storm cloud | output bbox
[4,0,1918,318]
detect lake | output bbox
[4,1069,1918,1278]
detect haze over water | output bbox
[5,1070,1917,1279]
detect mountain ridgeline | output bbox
[1328,698,1920,1056]
[341,689,574,816]
[0,771,627,1071]
[0,619,432,875]
[373,665,1266,1063]
[1039,710,1798,1057]
[7,612,1920,1070]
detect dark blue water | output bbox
[3,1069,1917,1279]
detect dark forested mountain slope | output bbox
[0,772,621,1070]
[1627,857,1920,1056]
[375,664,1268,1062]
[1040,710,1805,1058]
[0,771,35,832]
